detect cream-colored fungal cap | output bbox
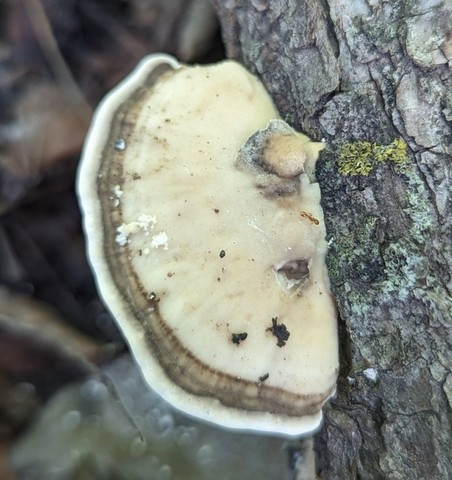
[77,54,338,436]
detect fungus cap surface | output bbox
[77,54,338,436]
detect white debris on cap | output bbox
[150,232,169,250]
[115,214,157,246]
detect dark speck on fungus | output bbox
[267,317,290,347]
[231,332,248,345]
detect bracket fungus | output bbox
[77,54,338,436]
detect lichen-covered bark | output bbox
[212,1,452,478]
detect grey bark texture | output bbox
[211,1,452,479]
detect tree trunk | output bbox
[211,1,452,478]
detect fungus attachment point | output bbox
[78,54,338,436]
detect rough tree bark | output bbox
[211,1,452,479]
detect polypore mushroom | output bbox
[77,54,338,436]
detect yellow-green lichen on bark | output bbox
[338,138,408,175]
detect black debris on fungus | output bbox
[266,317,290,347]
[219,249,226,258]
[231,332,248,345]
[258,373,269,382]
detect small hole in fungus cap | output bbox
[277,259,309,281]
[276,258,310,289]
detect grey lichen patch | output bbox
[378,163,436,301]
[379,241,426,299]
[326,215,381,286]
[404,10,450,68]
[401,164,435,243]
